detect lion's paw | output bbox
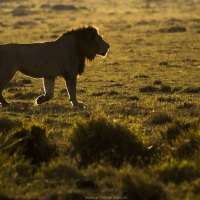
[0,101,11,107]
[71,101,86,108]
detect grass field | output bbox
[0,0,200,199]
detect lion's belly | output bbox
[19,65,61,78]
[14,42,63,78]
[18,55,63,78]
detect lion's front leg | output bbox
[65,76,84,108]
[35,77,55,105]
[0,94,11,107]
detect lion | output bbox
[0,26,110,107]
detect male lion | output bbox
[0,26,110,107]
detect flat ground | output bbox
[0,0,200,199]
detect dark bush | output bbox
[122,174,167,200]
[139,85,157,93]
[165,120,194,141]
[3,125,56,165]
[149,113,172,125]
[182,87,200,94]
[153,80,162,85]
[52,4,78,11]
[157,160,199,184]
[177,102,195,109]
[128,96,139,101]
[41,160,82,181]
[160,85,171,93]
[68,117,146,167]
[159,26,187,33]
[164,119,200,159]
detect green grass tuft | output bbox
[121,172,167,200]
[40,159,82,182]
[68,116,146,167]
[139,85,158,93]
[157,159,199,184]
[149,113,172,125]
[1,124,57,165]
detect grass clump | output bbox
[139,85,158,93]
[182,87,200,94]
[156,159,199,184]
[149,113,172,125]
[160,85,171,93]
[0,152,33,193]
[39,159,82,182]
[168,121,200,159]
[1,124,56,165]
[52,4,78,11]
[68,116,146,167]
[164,119,198,141]
[121,171,167,200]
[153,80,163,85]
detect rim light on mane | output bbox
[58,25,99,39]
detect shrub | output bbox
[162,119,200,159]
[0,152,33,188]
[157,159,200,184]
[183,87,200,94]
[128,96,139,101]
[177,102,196,109]
[52,4,78,11]
[121,172,167,200]
[149,113,172,125]
[139,85,157,93]
[68,117,146,167]
[160,85,171,93]
[165,120,192,141]
[159,26,187,33]
[172,135,200,159]
[153,80,162,85]
[40,159,82,181]
[2,124,56,165]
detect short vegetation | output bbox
[0,115,200,199]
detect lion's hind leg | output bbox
[35,77,55,105]
[0,69,16,107]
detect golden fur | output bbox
[0,26,110,107]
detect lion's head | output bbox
[60,26,110,61]
[83,26,110,60]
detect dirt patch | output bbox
[159,26,187,33]
[160,85,172,93]
[182,87,200,93]
[166,18,185,25]
[51,4,78,11]
[134,74,150,78]
[140,86,158,93]
[13,21,37,29]
[136,20,158,26]
[12,6,37,16]
[128,96,139,101]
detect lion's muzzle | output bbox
[99,42,110,57]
